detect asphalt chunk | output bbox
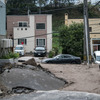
[0,68,66,92]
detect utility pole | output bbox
[39,4,41,14]
[83,0,90,65]
[39,0,42,14]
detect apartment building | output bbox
[65,13,100,55]
[7,14,52,53]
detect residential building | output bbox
[7,14,52,53]
[65,13,100,56]
[0,0,6,39]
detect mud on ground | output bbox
[41,63,100,94]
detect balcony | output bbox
[13,22,30,28]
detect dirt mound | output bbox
[23,58,37,66]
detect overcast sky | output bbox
[91,0,100,4]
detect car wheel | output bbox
[71,61,77,64]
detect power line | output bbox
[30,6,81,13]
[91,1,100,9]
[7,4,84,14]
[14,32,59,40]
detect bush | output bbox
[0,55,10,59]
[0,52,19,59]
[52,47,59,56]
[48,50,55,58]
[9,52,19,58]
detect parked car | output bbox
[34,47,46,57]
[93,51,100,64]
[14,45,25,56]
[42,54,81,64]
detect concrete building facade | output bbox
[7,14,52,53]
[0,0,6,39]
[65,13,100,55]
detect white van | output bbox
[93,51,100,64]
[14,45,24,56]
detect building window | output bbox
[36,39,45,46]
[89,27,92,32]
[36,23,45,29]
[18,39,27,45]
[18,22,28,27]
[25,28,27,30]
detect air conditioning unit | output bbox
[0,39,13,48]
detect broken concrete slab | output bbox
[18,56,33,62]
[1,91,100,100]
[18,56,41,63]
[23,58,37,66]
[0,58,18,66]
[25,65,37,70]
[0,68,65,92]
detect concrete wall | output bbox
[0,0,6,37]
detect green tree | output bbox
[59,23,84,59]
[6,0,36,15]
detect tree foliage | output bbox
[6,0,37,15]
[6,0,74,15]
[59,23,84,59]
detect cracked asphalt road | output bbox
[0,66,66,92]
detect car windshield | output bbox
[35,47,45,51]
[15,47,23,50]
[96,56,100,61]
[54,55,62,59]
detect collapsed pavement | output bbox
[0,57,67,97]
[1,57,100,100]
